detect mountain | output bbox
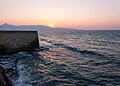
[0,23,51,31]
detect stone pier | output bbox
[0,31,39,54]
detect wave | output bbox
[39,41,54,48]
[14,64,31,86]
[53,43,104,57]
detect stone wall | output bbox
[0,31,39,54]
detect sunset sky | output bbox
[0,0,120,29]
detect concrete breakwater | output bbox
[0,31,39,54]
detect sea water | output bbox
[0,29,120,86]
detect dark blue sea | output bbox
[0,29,120,86]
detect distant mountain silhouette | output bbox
[0,23,51,30]
[2,23,10,26]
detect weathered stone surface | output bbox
[0,31,39,54]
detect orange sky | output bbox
[0,0,120,29]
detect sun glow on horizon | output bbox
[48,23,55,28]
[0,0,120,29]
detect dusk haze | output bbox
[0,0,120,86]
[0,0,120,29]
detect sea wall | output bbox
[0,31,39,54]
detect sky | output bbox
[0,0,120,29]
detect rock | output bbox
[0,65,13,86]
[0,66,4,86]
[0,31,39,54]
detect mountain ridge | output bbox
[0,23,51,30]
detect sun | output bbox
[49,24,54,28]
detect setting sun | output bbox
[49,24,54,28]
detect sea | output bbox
[0,29,120,86]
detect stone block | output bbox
[0,31,39,54]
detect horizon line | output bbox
[0,23,120,30]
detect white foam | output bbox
[14,64,32,86]
[40,41,54,48]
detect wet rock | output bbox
[0,65,13,86]
[0,66,4,86]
